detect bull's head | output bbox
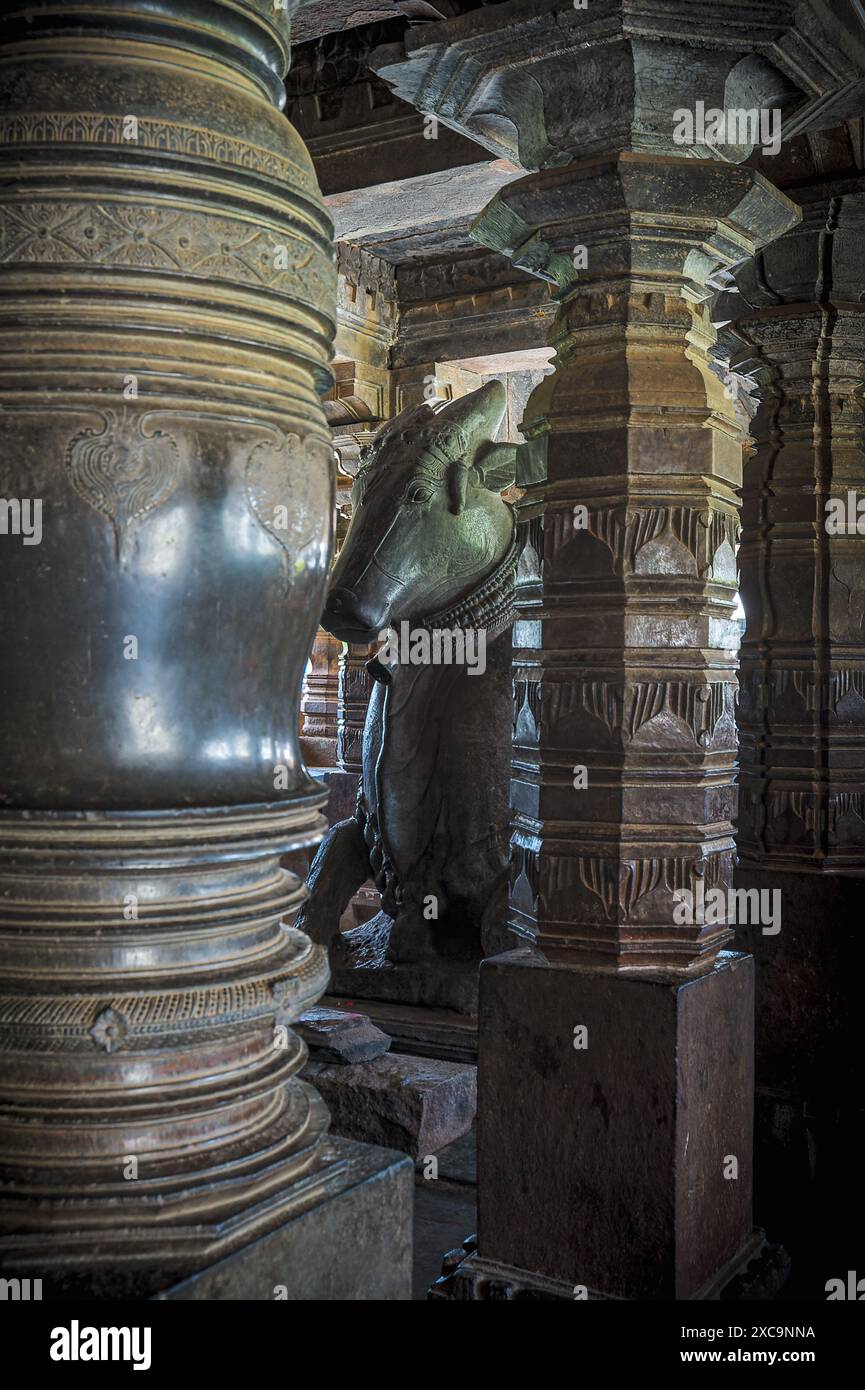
[323,380,516,643]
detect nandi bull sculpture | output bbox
[297,381,518,1012]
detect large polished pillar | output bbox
[373,0,862,1298]
[713,124,865,1289]
[0,0,410,1298]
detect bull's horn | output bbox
[475,441,518,492]
[432,380,507,459]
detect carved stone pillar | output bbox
[372,0,863,1299]
[713,126,865,1287]
[466,156,795,1305]
[473,158,799,979]
[0,0,410,1298]
[337,644,376,777]
[301,629,342,765]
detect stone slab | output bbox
[157,1137,413,1301]
[329,958,479,1014]
[324,994,478,1062]
[297,1005,391,1063]
[478,948,755,1300]
[305,1053,477,1161]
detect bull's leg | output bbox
[295,817,370,949]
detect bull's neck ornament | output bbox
[410,532,518,643]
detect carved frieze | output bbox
[66,408,183,559]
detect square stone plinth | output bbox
[478,949,754,1300]
[305,1054,477,1160]
[158,1138,412,1301]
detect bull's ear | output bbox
[474,442,517,493]
[447,460,469,514]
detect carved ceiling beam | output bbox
[285,8,488,195]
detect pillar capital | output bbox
[372,0,865,170]
[472,154,801,300]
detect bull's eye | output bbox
[408,484,433,504]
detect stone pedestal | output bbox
[475,950,761,1299]
[157,1138,413,1303]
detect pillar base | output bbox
[477,948,758,1299]
[4,1137,412,1301]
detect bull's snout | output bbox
[322,585,383,642]
[324,587,354,618]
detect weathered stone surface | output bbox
[477,950,755,1299]
[297,1005,391,1063]
[419,1120,476,1186]
[329,918,482,1013]
[305,1054,476,1159]
[158,1137,413,1302]
[330,996,478,1062]
[328,160,523,251]
[287,7,487,197]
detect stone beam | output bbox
[286,10,488,195]
[371,0,865,169]
[330,165,554,369]
[327,159,523,245]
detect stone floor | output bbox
[412,1124,477,1300]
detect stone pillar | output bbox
[337,643,376,777]
[465,158,794,1306]
[713,128,865,1284]
[301,629,342,765]
[0,0,410,1298]
[371,0,862,1299]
